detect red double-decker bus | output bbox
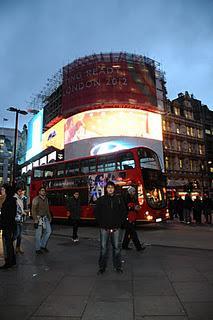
[30,146,169,222]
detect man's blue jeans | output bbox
[99,228,122,270]
[35,218,52,251]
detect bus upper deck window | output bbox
[117,152,135,170]
[65,161,79,176]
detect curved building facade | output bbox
[62,53,165,170]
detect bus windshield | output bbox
[142,168,167,209]
[138,148,161,170]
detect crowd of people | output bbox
[0,182,212,273]
[168,194,213,224]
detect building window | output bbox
[179,159,183,169]
[177,141,181,151]
[190,160,193,171]
[205,129,211,135]
[174,107,180,116]
[165,157,169,170]
[188,143,192,153]
[176,125,180,134]
[186,126,190,135]
[162,120,166,131]
[190,127,194,136]
[198,145,203,155]
[197,129,202,138]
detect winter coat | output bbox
[184,197,193,210]
[67,196,81,220]
[94,194,127,229]
[0,196,17,231]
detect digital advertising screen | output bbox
[62,53,160,117]
[64,108,162,144]
[64,108,164,170]
[42,119,65,151]
[26,110,43,161]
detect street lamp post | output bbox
[7,107,28,185]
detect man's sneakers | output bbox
[72,238,79,243]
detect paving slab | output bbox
[1,222,213,319]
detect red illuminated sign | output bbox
[62,53,159,117]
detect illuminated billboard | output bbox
[42,119,65,151]
[62,53,163,117]
[26,110,43,161]
[64,108,164,170]
[64,108,162,144]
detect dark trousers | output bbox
[72,219,79,239]
[204,210,212,224]
[15,223,23,247]
[2,229,16,266]
[99,228,122,270]
[193,210,201,223]
[122,221,142,250]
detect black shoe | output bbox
[36,250,43,255]
[97,268,105,275]
[41,247,49,253]
[122,247,132,250]
[137,246,146,251]
[116,268,123,273]
[0,264,13,269]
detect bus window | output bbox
[44,167,55,178]
[65,161,79,176]
[80,160,89,174]
[138,148,160,170]
[117,152,135,170]
[88,158,97,172]
[56,163,65,178]
[97,155,116,172]
[34,169,43,178]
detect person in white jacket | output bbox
[14,187,26,254]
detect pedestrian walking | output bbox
[0,185,6,209]
[67,191,81,242]
[31,187,52,254]
[14,187,26,254]
[0,184,17,269]
[177,196,184,222]
[122,186,145,251]
[183,194,193,224]
[193,196,203,224]
[203,195,212,224]
[94,181,127,274]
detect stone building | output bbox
[163,91,210,195]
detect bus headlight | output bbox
[147,215,153,221]
[166,209,170,218]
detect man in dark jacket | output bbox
[67,191,81,242]
[94,181,127,274]
[183,194,193,224]
[0,184,17,269]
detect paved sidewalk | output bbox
[0,223,213,319]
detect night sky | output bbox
[0,0,212,129]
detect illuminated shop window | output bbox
[179,159,183,169]
[176,125,180,134]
